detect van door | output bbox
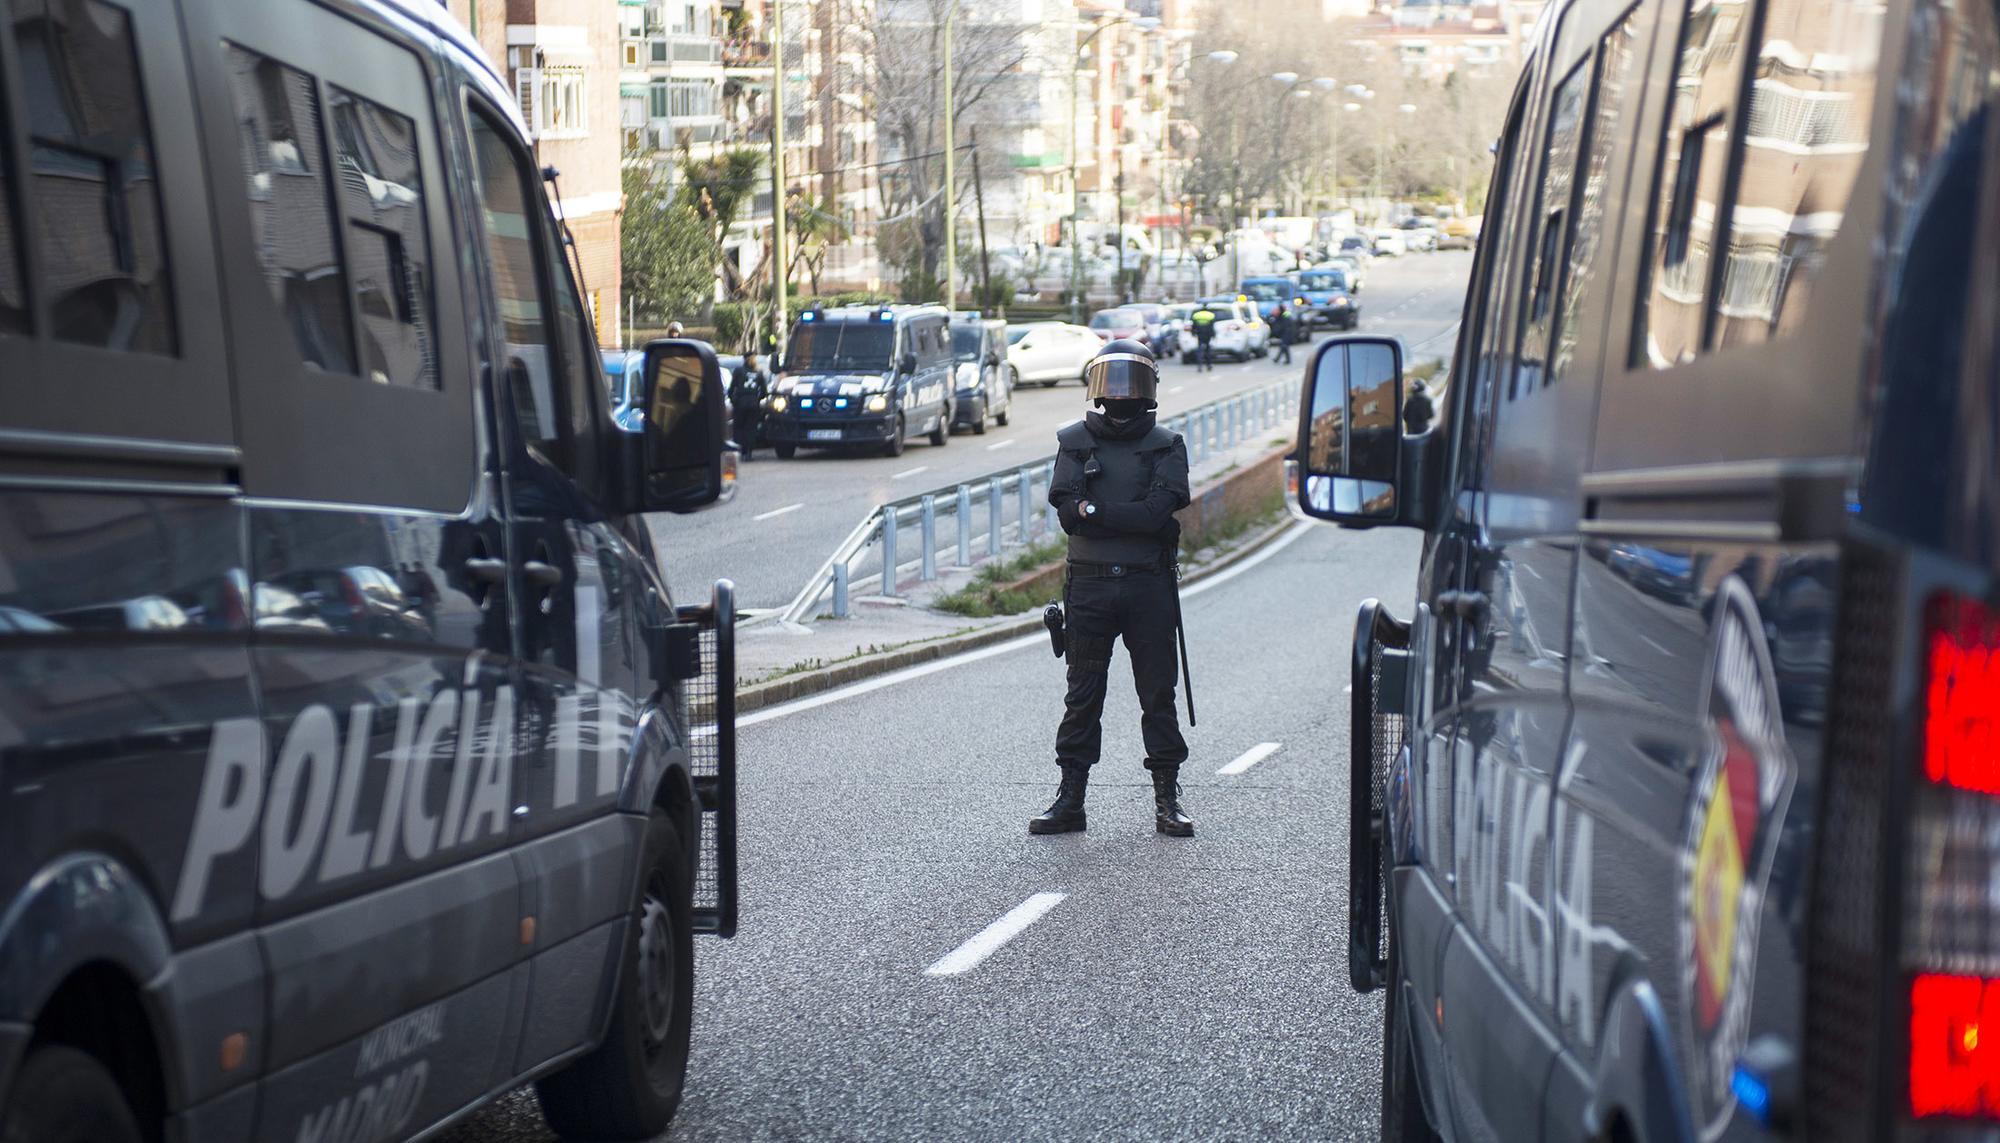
[461,101,652,1074]
[181,2,523,1134]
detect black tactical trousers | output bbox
[1055,566,1188,771]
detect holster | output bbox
[1043,600,1066,658]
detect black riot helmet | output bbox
[1083,339,1160,407]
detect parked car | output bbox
[1322,255,1368,293]
[1396,217,1439,251]
[1336,234,1376,271]
[601,348,645,431]
[1126,302,1181,357]
[949,316,1013,434]
[1370,228,1407,257]
[1438,215,1481,249]
[1087,307,1151,349]
[1187,297,1269,362]
[1007,321,1103,387]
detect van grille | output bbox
[1804,540,1902,1139]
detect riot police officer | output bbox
[1032,339,1196,838]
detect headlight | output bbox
[770,395,789,412]
[1334,297,1349,306]
[866,393,888,413]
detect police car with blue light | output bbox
[0,0,742,1139]
[1292,0,2000,1135]
[762,304,957,459]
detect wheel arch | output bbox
[1587,971,1698,1143]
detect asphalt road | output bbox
[654,251,1471,611]
[448,518,1425,1141]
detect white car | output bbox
[1185,299,1269,362]
[1371,229,1407,257]
[1007,321,1103,387]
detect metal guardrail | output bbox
[776,376,1303,624]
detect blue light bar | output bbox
[877,309,894,322]
[801,311,815,322]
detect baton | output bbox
[1171,562,1195,727]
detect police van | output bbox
[1289,0,2000,1133]
[763,304,957,458]
[0,1,741,1140]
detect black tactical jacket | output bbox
[1049,411,1192,565]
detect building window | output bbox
[649,80,668,120]
[519,66,587,140]
[668,77,717,120]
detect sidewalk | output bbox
[733,419,1296,693]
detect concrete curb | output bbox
[736,508,1299,716]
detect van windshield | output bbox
[951,326,984,360]
[787,320,896,370]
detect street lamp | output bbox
[1069,11,1159,321]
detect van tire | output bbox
[774,443,796,459]
[928,415,949,447]
[884,415,906,457]
[0,1045,144,1143]
[536,812,694,1141]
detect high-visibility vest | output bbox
[1191,307,1216,329]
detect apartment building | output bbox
[445,0,623,339]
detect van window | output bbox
[544,211,602,491]
[15,0,176,354]
[1712,0,1882,347]
[0,78,22,335]
[1633,0,1752,368]
[327,86,437,389]
[1553,10,1645,383]
[1513,59,1590,397]
[467,107,564,466]
[221,44,354,373]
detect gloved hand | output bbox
[1057,499,1085,533]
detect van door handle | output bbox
[523,561,564,589]
[461,557,508,584]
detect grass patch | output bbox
[1180,486,1287,563]
[933,537,1068,618]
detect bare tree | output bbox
[872,0,1031,293]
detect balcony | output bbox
[649,34,722,65]
[723,36,773,68]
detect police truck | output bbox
[1291,0,2000,1134]
[0,1,740,1139]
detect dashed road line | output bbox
[891,465,930,480]
[752,502,804,522]
[985,438,1017,451]
[1168,384,1185,394]
[1217,742,1282,776]
[925,893,1067,976]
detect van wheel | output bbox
[971,403,988,435]
[774,442,796,459]
[0,1045,144,1143]
[884,415,906,458]
[538,812,693,1140]
[928,414,949,447]
[1380,856,1441,1143]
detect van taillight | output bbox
[1908,593,2000,1121]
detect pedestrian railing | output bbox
[776,375,1303,625]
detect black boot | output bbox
[1153,768,1195,837]
[1029,766,1088,835]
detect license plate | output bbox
[807,428,842,442]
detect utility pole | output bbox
[1114,150,1125,304]
[771,0,788,358]
[971,126,993,312]
[942,0,957,308]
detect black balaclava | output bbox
[1089,397,1156,440]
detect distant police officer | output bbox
[1189,302,1218,372]
[1033,340,1196,838]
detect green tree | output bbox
[680,148,766,297]
[622,164,716,326]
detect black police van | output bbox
[0,1,741,1140]
[949,314,1014,435]
[1292,0,2000,1134]
[763,304,956,458]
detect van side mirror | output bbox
[631,338,736,513]
[898,351,917,376]
[1293,336,1404,524]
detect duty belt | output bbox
[1066,559,1163,578]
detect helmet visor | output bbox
[1083,353,1159,403]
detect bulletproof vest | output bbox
[1059,420,1179,565]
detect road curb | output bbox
[736,510,1299,716]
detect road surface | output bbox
[654,251,1470,611]
[448,516,1425,1140]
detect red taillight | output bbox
[1911,973,1997,1117]
[1925,595,2000,793]
[343,574,368,612]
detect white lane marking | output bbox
[891,465,930,480]
[753,502,804,522]
[985,438,1017,451]
[925,893,1067,976]
[1218,742,1281,776]
[740,522,1312,728]
[1168,384,1185,394]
